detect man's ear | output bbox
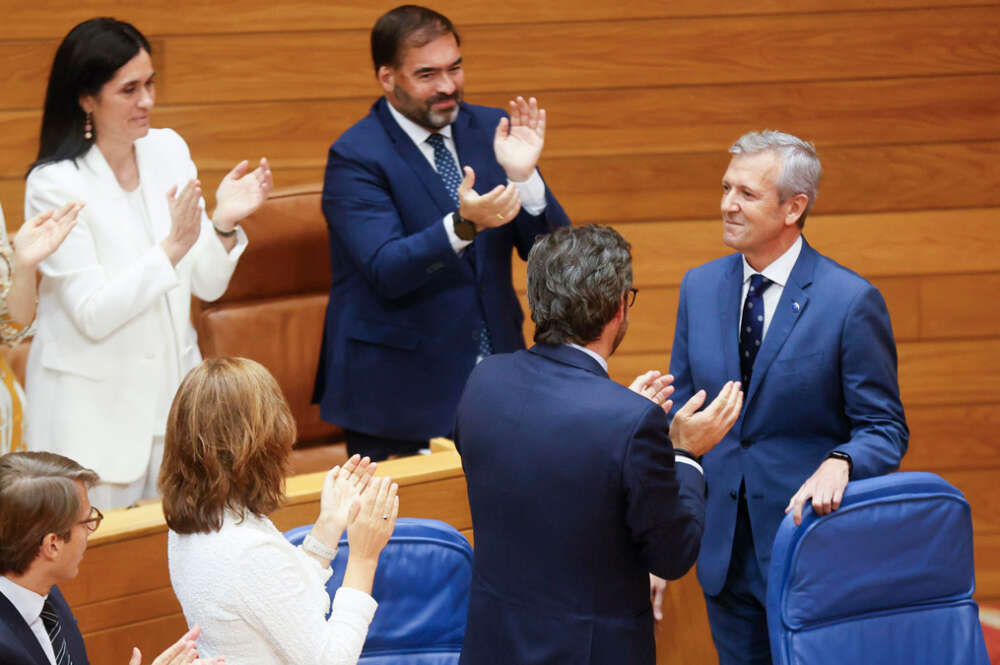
[613,297,626,324]
[38,532,64,562]
[784,193,809,227]
[377,65,395,95]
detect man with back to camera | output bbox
[667,130,909,664]
[312,4,571,461]
[455,224,746,665]
[0,451,220,665]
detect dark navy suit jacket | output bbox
[456,344,707,665]
[313,98,570,440]
[668,238,908,596]
[0,586,90,665]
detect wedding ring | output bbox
[496,213,503,220]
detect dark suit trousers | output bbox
[344,429,424,461]
[704,483,773,665]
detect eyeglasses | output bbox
[79,506,104,533]
[627,288,639,308]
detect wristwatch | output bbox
[826,450,853,475]
[452,211,478,241]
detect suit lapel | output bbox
[134,135,172,242]
[745,239,817,405]
[0,591,51,665]
[375,99,457,217]
[718,256,743,384]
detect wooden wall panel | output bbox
[120,8,1000,104]
[6,1,997,40]
[511,209,1000,293]
[5,7,998,110]
[542,142,1000,224]
[4,0,1000,660]
[7,71,998,178]
[903,405,1000,471]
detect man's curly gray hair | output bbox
[527,225,632,346]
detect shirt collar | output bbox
[385,99,453,148]
[564,343,609,373]
[0,575,47,627]
[742,235,803,288]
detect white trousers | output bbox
[87,435,164,510]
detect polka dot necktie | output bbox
[426,133,494,361]
[427,133,462,206]
[41,596,74,665]
[740,274,772,386]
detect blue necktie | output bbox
[426,133,462,206]
[426,133,493,361]
[41,596,73,665]
[740,274,772,386]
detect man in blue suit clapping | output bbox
[457,225,744,665]
[668,130,909,664]
[313,5,570,460]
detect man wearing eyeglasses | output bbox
[455,225,743,665]
[0,451,219,665]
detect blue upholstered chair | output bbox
[767,471,989,665]
[285,517,473,665]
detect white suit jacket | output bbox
[24,128,248,483]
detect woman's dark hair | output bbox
[29,17,150,174]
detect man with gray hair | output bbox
[0,451,218,665]
[455,225,743,665]
[668,130,908,664]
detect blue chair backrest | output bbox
[767,472,989,665]
[285,517,473,665]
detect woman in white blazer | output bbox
[24,18,273,508]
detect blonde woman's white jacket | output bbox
[24,128,248,483]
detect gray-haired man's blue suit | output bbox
[668,237,908,662]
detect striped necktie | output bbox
[41,595,73,665]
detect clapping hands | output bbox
[12,201,84,270]
[211,158,273,232]
[494,96,545,182]
[313,454,377,548]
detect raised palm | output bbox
[212,157,273,229]
[494,96,546,182]
[13,202,83,269]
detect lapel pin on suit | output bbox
[792,301,801,313]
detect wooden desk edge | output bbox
[88,449,465,547]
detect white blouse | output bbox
[168,511,377,665]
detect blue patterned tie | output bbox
[426,133,493,361]
[41,596,73,665]
[740,274,772,386]
[426,133,462,206]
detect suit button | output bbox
[729,490,738,500]
[740,439,752,449]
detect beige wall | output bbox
[2,1,999,659]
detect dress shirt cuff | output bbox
[673,453,704,475]
[510,170,547,216]
[222,225,250,260]
[443,214,473,253]
[332,586,378,624]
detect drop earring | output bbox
[84,112,93,140]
